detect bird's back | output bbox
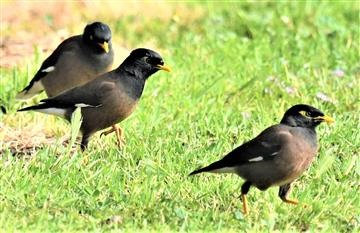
[41,36,113,97]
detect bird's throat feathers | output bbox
[299,127,318,148]
[114,69,146,100]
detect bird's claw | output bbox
[100,125,125,148]
[100,131,107,138]
[283,198,299,205]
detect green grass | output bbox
[1,1,359,232]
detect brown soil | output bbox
[0,1,203,68]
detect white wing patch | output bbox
[74,103,102,108]
[210,167,237,173]
[248,151,279,163]
[271,151,279,156]
[41,66,55,73]
[248,156,264,162]
[75,103,94,108]
[36,107,66,118]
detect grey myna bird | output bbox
[189,104,334,214]
[16,21,114,99]
[18,48,171,150]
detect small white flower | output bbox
[332,68,345,78]
[316,92,334,104]
[285,86,296,95]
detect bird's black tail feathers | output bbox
[17,99,76,112]
[17,103,50,112]
[189,160,227,176]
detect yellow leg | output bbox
[114,126,125,147]
[241,194,249,215]
[282,198,298,205]
[100,125,117,137]
[279,184,298,205]
[100,125,125,147]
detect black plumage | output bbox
[18,48,171,150]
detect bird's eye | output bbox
[142,57,152,64]
[299,111,311,117]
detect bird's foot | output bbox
[240,194,249,215]
[100,125,125,148]
[82,154,90,165]
[100,127,116,137]
[114,126,125,148]
[282,198,299,205]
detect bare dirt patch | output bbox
[1,1,203,68]
[0,121,58,156]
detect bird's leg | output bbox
[80,134,91,151]
[114,125,125,147]
[240,181,252,215]
[100,126,116,137]
[279,183,298,205]
[100,125,125,147]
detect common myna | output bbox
[16,21,114,99]
[18,48,170,150]
[190,104,334,214]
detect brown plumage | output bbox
[16,22,114,99]
[18,48,171,150]
[190,104,334,214]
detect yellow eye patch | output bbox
[299,111,310,117]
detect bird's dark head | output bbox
[120,48,171,79]
[83,22,112,54]
[281,104,334,128]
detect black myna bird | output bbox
[18,48,170,150]
[16,21,114,99]
[189,104,334,214]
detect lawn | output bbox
[0,1,359,232]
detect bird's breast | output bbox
[274,142,317,186]
[103,89,139,125]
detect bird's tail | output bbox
[16,90,38,100]
[189,166,211,176]
[17,103,49,112]
[16,81,44,100]
[189,160,234,176]
[18,102,68,118]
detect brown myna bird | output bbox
[16,21,114,99]
[18,48,171,150]
[190,104,334,214]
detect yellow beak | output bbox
[156,64,171,72]
[98,42,109,53]
[315,115,335,125]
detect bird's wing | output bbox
[40,78,116,109]
[16,36,80,99]
[17,79,116,118]
[190,125,291,175]
[222,125,290,165]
